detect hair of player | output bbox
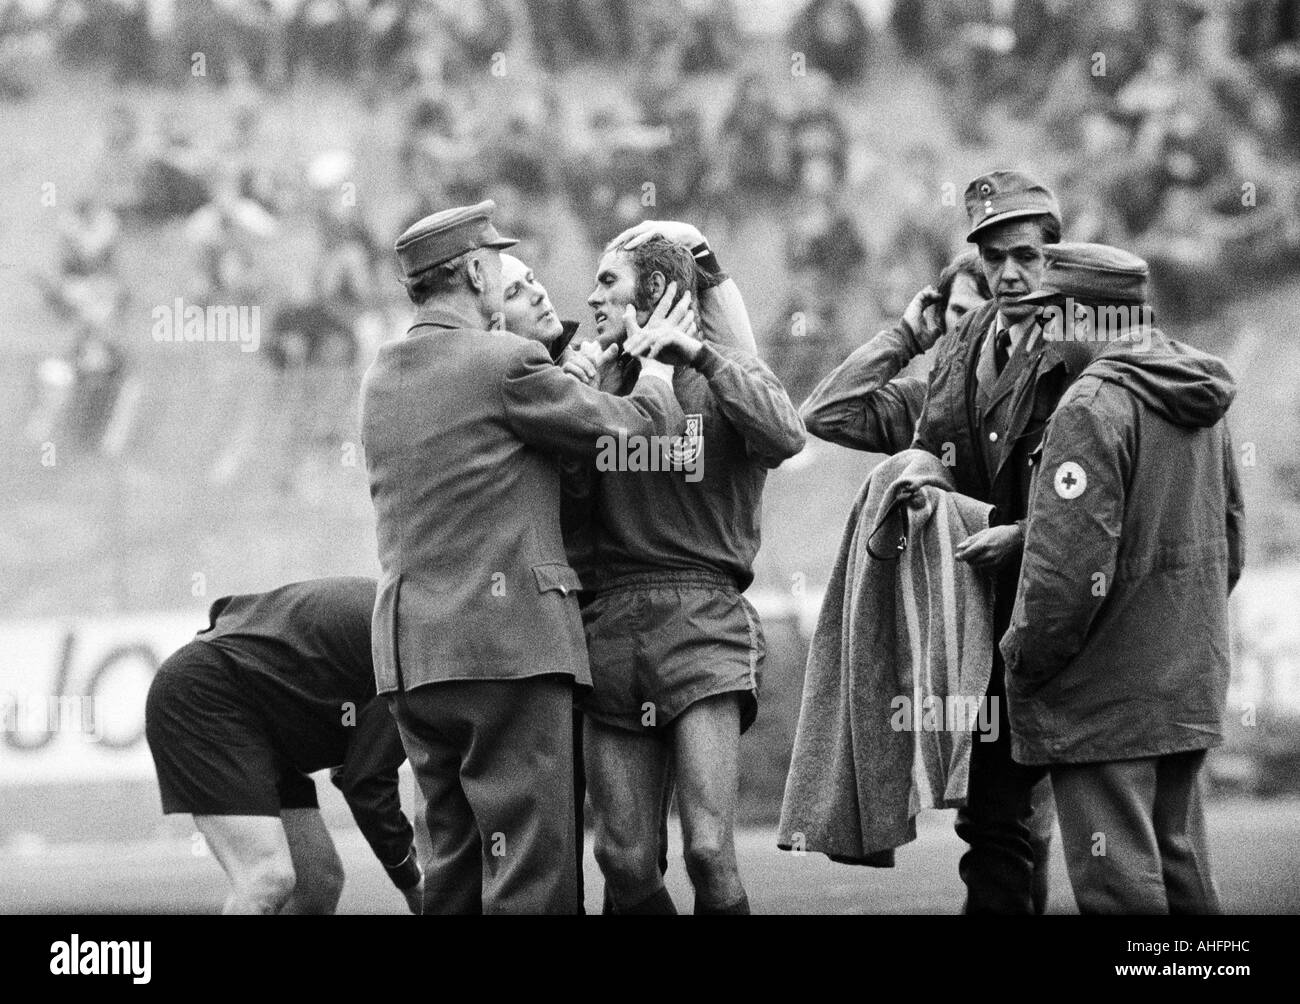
[937,249,992,306]
[624,235,700,314]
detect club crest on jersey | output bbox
[669,414,704,482]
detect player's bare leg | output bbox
[673,694,747,913]
[584,717,675,913]
[278,808,345,914]
[193,814,297,915]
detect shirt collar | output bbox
[994,310,1040,350]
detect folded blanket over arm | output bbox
[777,449,995,866]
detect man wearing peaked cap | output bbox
[1018,242,1154,347]
[394,199,519,277]
[964,170,1062,244]
[910,170,1087,915]
[1000,240,1244,913]
[1019,241,1149,303]
[796,168,1089,914]
[359,198,693,914]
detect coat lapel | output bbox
[980,321,1036,418]
[974,316,999,413]
[989,329,1072,485]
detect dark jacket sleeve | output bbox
[1223,422,1245,594]
[800,322,929,453]
[331,698,420,890]
[502,340,684,458]
[1000,395,1129,684]
[698,278,757,353]
[693,342,806,468]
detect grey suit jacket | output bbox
[360,309,685,693]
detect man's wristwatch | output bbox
[691,240,728,290]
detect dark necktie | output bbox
[994,328,1012,376]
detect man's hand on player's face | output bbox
[626,322,702,367]
[609,219,705,251]
[622,283,699,366]
[559,340,618,385]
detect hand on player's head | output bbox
[608,220,706,252]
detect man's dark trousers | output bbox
[955,578,1051,914]
[1051,749,1220,914]
[390,675,578,915]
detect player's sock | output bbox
[610,886,678,915]
[695,893,750,915]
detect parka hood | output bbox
[1082,331,1236,428]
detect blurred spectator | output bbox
[787,192,867,287]
[104,0,154,83]
[717,72,791,202]
[134,114,212,221]
[362,0,420,93]
[788,0,871,86]
[228,0,290,90]
[184,180,277,302]
[435,0,515,81]
[30,260,129,454]
[96,103,146,213]
[890,0,932,59]
[488,111,554,197]
[265,301,357,371]
[221,93,294,215]
[58,199,120,278]
[400,94,476,223]
[763,281,850,404]
[289,0,363,81]
[0,0,53,98]
[678,0,740,75]
[62,327,127,451]
[1238,0,1300,144]
[1054,114,1132,244]
[789,73,849,195]
[307,150,381,315]
[934,0,1015,145]
[875,144,955,318]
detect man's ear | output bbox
[648,270,667,304]
[465,253,485,293]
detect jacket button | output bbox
[988,431,999,443]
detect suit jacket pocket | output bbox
[532,562,583,597]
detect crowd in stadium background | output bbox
[4,0,1300,818]
[16,0,1300,463]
